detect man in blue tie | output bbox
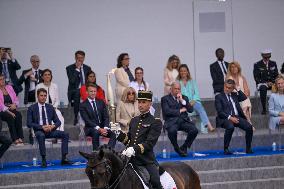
[215,79,254,155]
[79,83,116,151]
[27,88,71,167]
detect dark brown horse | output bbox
[79,145,201,189]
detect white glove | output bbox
[122,147,135,157]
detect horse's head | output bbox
[80,149,112,189]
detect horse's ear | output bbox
[98,149,104,160]
[79,151,94,160]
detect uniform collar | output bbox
[140,111,150,119]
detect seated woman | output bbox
[164,55,180,95]
[80,70,107,103]
[129,67,150,91]
[116,87,140,133]
[0,74,24,145]
[177,64,215,132]
[35,69,64,131]
[129,67,155,115]
[226,61,254,129]
[269,74,284,130]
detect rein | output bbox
[90,158,131,189]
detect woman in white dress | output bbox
[35,69,64,131]
[269,74,284,130]
[226,61,254,129]
[164,55,180,95]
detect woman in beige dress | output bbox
[114,53,134,103]
[164,55,180,94]
[116,87,140,133]
[226,61,254,129]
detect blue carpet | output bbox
[1,146,284,174]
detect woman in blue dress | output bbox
[269,74,284,130]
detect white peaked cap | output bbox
[261,49,272,54]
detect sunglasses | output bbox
[127,92,135,95]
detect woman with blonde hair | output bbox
[164,55,180,94]
[269,74,284,130]
[177,64,215,132]
[116,87,140,133]
[226,61,254,128]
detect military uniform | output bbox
[117,90,163,189]
[253,59,278,113]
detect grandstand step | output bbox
[0,168,86,186]
[200,177,284,189]
[0,179,90,189]
[198,165,284,183]
[186,154,284,171]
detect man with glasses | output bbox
[19,55,43,105]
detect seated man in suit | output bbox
[215,79,254,155]
[210,48,229,95]
[27,88,72,168]
[79,83,116,151]
[0,119,12,163]
[161,82,198,157]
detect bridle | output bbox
[88,158,130,189]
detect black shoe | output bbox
[73,119,78,126]
[246,148,254,154]
[61,158,73,165]
[261,110,267,115]
[180,145,188,154]
[224,148,233,155]
[41,159,47,168]
[174,147,187,157]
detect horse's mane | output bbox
[98,145,128,168]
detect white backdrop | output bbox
[0,0,284,106]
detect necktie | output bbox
[221,62,227,74]
[3,63,8,80]
[35,71,39,85]
[227,94,235,116]
[80,67,84,85]
[42,105,47,125]
[92,100,101,124]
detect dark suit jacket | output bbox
[215,91,247,128]
[0,60,22,94]
[79,99,110,129]
[18,68,43,104]
[210,61,229,93]
[161,94,194,129]
[66,64,91,102]
[27,103,61,131]
[117,112,162,165]
[253,60,278,85]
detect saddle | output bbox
[132,164,176,189]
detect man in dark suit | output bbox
[253,49,278,114]
[117,90,163,189]
[0,119,12,162]
[215,79,254,155]
[27,88,71,168]
[0,51,22,95]
[210,48,229,94]
[18,55,43,105]
[161,82,198,157]
[66,50,91,125]
[79,83,116,151]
